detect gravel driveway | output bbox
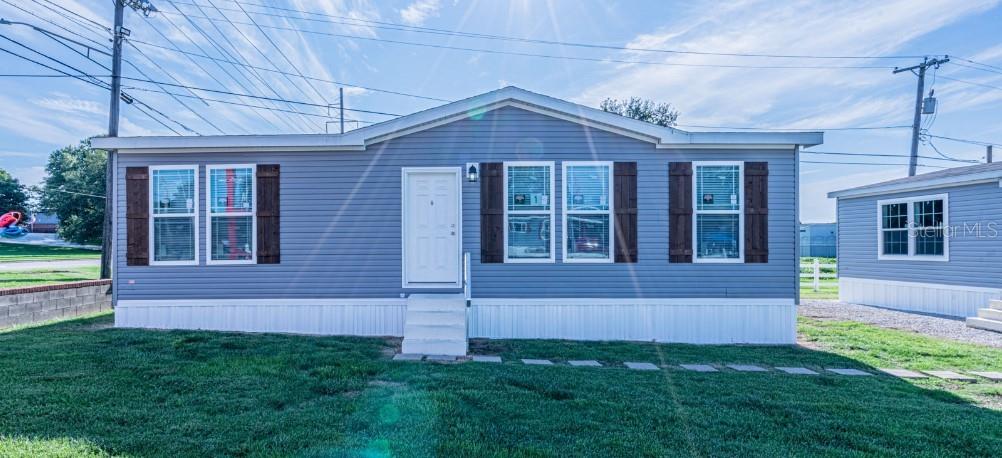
[800,300,1002,348]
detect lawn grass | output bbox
[0,243,100,262]
[800,279,838,300]
[1,314,1000,457]
[0,266,100,289]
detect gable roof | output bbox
[828,161,1002,199]
[91,86,822,152]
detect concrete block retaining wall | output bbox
[0,280,112,329]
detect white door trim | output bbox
[401,167,463,289]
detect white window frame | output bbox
[503,161,556,263]
[562,161,614,263]
[205,164,257,265]
[876,193,949,262]
[692,161,744,264]
[149,165,199,266]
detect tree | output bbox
[39,140,107,245]
[599,97,679,127]
[0,169,31,218]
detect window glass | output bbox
[882,229,909,255]
[566,165,609,211]
[152,169,195,215]
[566,214,610,259]
[209,167,254,213]
[882,203,907,229]
[914,200,944,256]
[210,216,253,261]
[151,167,197,263]
[507,215,551,259]
[696,214,740,259]
[153,218,195,262]
[507,166,551,211]
[696,165,740,211]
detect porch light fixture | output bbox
[466,163,479,182]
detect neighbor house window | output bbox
[563,162,613,262]
[207,165,256,264]
[504,161,554,262]
[693,162,743,262]
[150,165,198,265]
[878,194,948,261]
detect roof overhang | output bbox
[828,170,1002,199]
[92,86,823,152]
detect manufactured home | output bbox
[93,87,822,355]
[829,162,1002,330]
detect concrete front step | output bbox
[403,323,466,340]
[978,308,1002,321]
[404,310,466,326]
[405,301,466,313]
[966,317,1002,333]
[401,338,467,356]
[990,300,1002,311]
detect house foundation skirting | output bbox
[839,277,1002,318]
[116,298,795,344]
[468,299,795,344]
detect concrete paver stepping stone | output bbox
[393,353,424,361]
[426,354,457,362]
[568,360,603,367]
[625,362,659,371]
[471,355,502,363]
[680,364,718,372]
[969,371,1002,381]
[522,359,553,365]
[776,367,819,375]
[879,368,927,379]
[726,364,768,372]
[923,370,976,381]
[827,368,872,376]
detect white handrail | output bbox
[463,251,471,301]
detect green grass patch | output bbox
[800,279,838,300]
[0,266,100,289]
[0,243,100,262]
[0,314,1000,456]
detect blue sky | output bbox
[1,0,1000,222]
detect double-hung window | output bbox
[878,194,948,261]
[563,161,613,262]
[207,165,256,264]
[504,161,554,262]
[150,165,198,265]
[693,162,743,263]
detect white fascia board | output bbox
[828,172,1002,199]
[92,86,823,152]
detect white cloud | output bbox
[8,166,46,187]
[400,0,442,26]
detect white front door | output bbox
[403,168,461,287]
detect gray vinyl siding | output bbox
[116,106,797,300]
[837,181,1002,288]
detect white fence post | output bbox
[813,258,821,292]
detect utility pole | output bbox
[893,56,949,177]
[339,87,345,134]
[102,0,157,280]
[989,145,994,164]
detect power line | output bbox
[950,60,1002,76]
[677,124,911,131]
[925,133,1002,148]
[953,56,1002,73]
[801,150,976,163]
[800,160,948,169]
[129,37,450,102]
[937,74,1002,92]
[201,0,930,61]
[157,10,901,70]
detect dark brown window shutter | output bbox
[256,164,281,264]
[480,162,504,263]
[125,167,149,266]
[668,162,693,263]
[614,162,638,263]
[744,162,769,263]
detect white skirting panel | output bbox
[115,299,407,336]
[839,277,1001,318]
[467,299,796,344]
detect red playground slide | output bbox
[0,211,22,228]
